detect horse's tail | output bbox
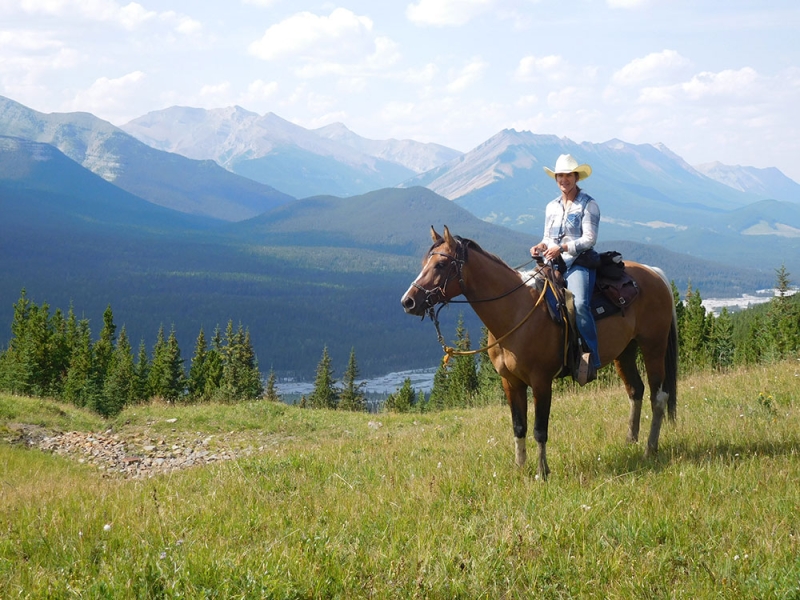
[665,311,678,422]
[649,265,678,422]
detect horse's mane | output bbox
[430,236,518,274]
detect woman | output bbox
[530,153,601,382]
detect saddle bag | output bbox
[598,272,639,308]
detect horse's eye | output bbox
[434,260,448,271]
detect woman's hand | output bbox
[530,243,547,257]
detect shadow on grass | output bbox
[571,435,800,481]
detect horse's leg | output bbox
[502,376,529,469]
[530,379,552,480]
[614,340,645,444]
[639,340,670,456]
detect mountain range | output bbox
[1,93,797,379]
[121,106,460,199]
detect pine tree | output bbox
[264,369,281,402]
[427,358,450,411]
[240,328,263,399]
[47,307,72,398]
[148,325,168,399]
[384,378,415,413]
[187,327,209,401]
[0,289,37,395]
[218,321,263,401]
[680,283,709,372]
[708,308,734,370]
[416,389,428,413]
[203,326,224,400]
[63,319,95,408]
[164,326,186,402]
[99,326,134,416]
[308,346,338,409]
[476,326,501,403]
[339,347,366,412]
[446,314,478,407]
[760,264,798,361]
[149,325,185,402]
[92,305,116,392]
[132,339,151,403]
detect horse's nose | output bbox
[401,293,416,313]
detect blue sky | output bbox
[2,0,799,180]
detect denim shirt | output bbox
[539,189,600,268]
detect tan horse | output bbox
[401,226,678,480]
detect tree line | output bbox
[0,290,262,416]
[1,265,797,417]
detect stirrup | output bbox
[576,353,596,386]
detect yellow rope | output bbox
[441,280,555,365]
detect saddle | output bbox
[540,251,639,382]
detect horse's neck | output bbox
[463,252,542,334]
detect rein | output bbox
[417,238,553,363]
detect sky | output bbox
[1,0,800,181]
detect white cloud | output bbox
[400,63,439,85]
[241,79,278,102]
[406,0,496,27]
[612,49,690,85]
[68,70,145,116]
[9,0,198,33]
[249,8,374,62]
[515,55,566,82]
[681,67,759,99]
[446,58,488,93]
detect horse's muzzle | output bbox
[400,288,426,316]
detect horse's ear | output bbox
[443,225,455,246]
[430,226,442,243]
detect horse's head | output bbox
[400,225,466,316]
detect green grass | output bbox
[2,359,800,598]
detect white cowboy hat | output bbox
[544,154,592,180]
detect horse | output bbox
[400,226,678,480]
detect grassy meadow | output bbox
[1,359,799,598]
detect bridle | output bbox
[411,236,551,361]
[409,239,468,314]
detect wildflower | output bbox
[103,523,111,532]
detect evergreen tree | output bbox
[149,325,185,402]
[240,328,264,399]
[476,326,502,403]
[680,283,709,372]
[218,321,263,401]
[264,369,281,402]
[760,265,798,361]
[203,326,224,400]
[670,280,685,355]
[416,389,428,413]
[427,358,450,411]
[384,378,415,413]
[132,339,151,403]
[187,327,209,401]
[148,325,168,398]
[46,308,72,398]
[0,290,37,395]
[99,326,134,416]
[63,319,95,408]
[446,314,478,407]
[339,347,366,412]
[708,308,735,370]
[92,305,116,392]
[308,346,338,409]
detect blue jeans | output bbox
[566,264,600,368]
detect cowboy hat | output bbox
[544,154,592,180]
